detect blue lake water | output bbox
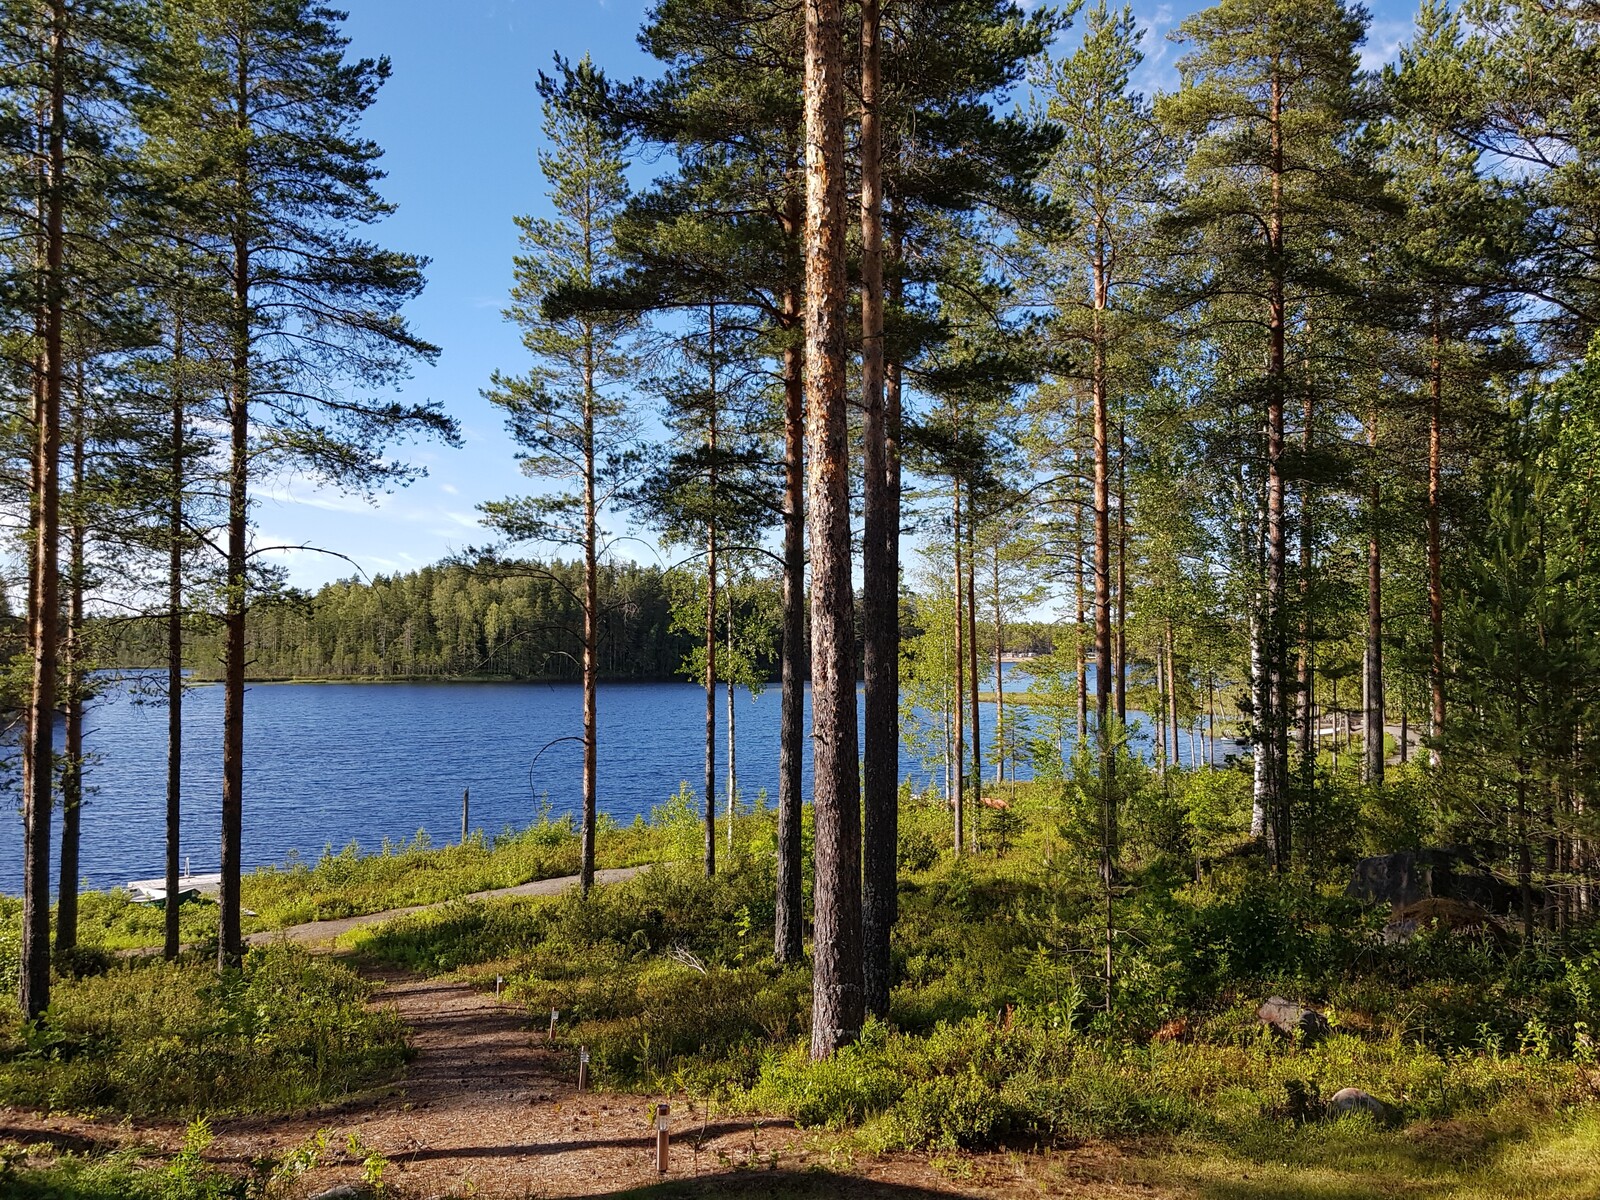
[2,665,1219,894]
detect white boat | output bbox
[125,872,222,904]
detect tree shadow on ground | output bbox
[583,1170,978,1199]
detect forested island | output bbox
[5,0,1600,1196]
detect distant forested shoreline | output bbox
[104,560,729,683]
[98,557,1062,685]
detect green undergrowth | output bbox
[20,795,721,953]
[1,1116,398,1200]
[0,943,407,1116]
[348,774,1600,1167]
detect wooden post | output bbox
[461,788,469,844]
[577,1045,589,1092]
[655,1102,670,1174]
[549,1008,558,1041]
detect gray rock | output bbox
[1256,996,1331,1041]
[1327,1086,1396,1124]
[1347,849,1515,912]
[307,1187,368,1200]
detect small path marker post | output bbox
[549,1008,558,1041]
[495,975,503,1000]
[577,1045,590,1093]
[461,788,470,844]
[655,1103,670,1174]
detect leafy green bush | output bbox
[1,1120,250,1200]
[0,944,407,1115]
[320,775,1600,1157]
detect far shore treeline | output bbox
[97,558,1059,684]
[105,560,712,683]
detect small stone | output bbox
[308,1186,367,1200]
[1327,1086,1395,1124]
[1256,996,1331,1042]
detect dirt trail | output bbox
[253,970,810,1197]
[7,869,1161,1197]
[244,865,646,947]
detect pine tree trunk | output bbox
[1298,359,1315,789]
[705,521,718,876]
[804,0,862,1059]
[21,0,68,1020]
[1155,644,1167,779]
[166,313,186,961]
[220,72,252,965]
[57,367,86,954]
[1075,495,1088,752]
[221,374,247,968]
[993,547,1004,784]
[1092,271,1113,738]
[726,579,736,852]
[1364,405,1385,786]
[966,487,982,834]
[581,339,599,897]
[1167,621,1180,770]
[1264,70,1290,869]
[775,263,805,965]
[1115,420,1128,724]
[1518,767,1533,941]
[1428,309,1445,764]
[953,487,966,855]
[859,0,896,1022]
[704,305,719,879]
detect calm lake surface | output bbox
[3,666,1212,894]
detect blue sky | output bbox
[260,0,1420,589]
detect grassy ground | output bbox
[334,765,1600,1189]
[17,799,687,953]
[0,943,407,1116]
[5,762,1599,1195]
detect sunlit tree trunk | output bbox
[1263,70,1290,869]
[775,262,805,964]
[993,547,1004,784]
[1075,495,1088,752]
[1092,240,1114,761]
[805,0,863,1058]
[21,0,68,1019]
[704,304,719,878]
[953,487,966,854]
[966,485,982,831]
[1115,419,1128,723]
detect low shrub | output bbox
[0,943,407,1116]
